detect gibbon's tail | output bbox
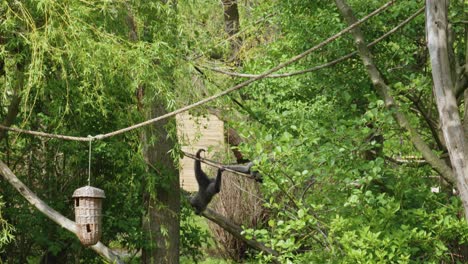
[196,148,205,158]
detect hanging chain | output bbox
[88,135,93,185]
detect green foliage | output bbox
[0,196,14,252]
[0,0,184,262]
[211,1,468,263]
[1,0,467,263]
[180,194,210,262]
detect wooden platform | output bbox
[176,113,225,192]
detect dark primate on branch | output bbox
[190,149,224,214]
[225,162,263,183]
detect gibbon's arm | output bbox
[224,162,254,173]
[225,162,262,182]
[195,149,210,188]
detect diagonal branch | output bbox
[0,160,124,264]
[405,93,445,150]
[334,0,455,184]
[201,208,279,261]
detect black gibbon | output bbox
[190,149,224,214]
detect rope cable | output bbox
[205,5,424,78]
[88,135,92,185]
[0,0,395,142]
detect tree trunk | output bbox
[461,21,468,149]
[0,64,23,141]
[125,5,180,263]
[222,0,241,61]
[426,0,468,220]
[141,102,180,264]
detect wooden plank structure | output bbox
[176,113,225,192]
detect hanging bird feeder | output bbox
[72,186,105,246]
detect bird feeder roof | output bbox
[72,186,106,198]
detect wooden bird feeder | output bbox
[72,186,105,246]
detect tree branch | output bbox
[334,0,456,184]
[454,23,468,99]
[182,151,254,179]
[0,160,124,264]
[426,0,468,220]
[456,74,468,99]
[201,208,279,261]
[405,93,445,150]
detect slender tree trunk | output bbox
[426,0,468,220]
[125,5,180,263]
[462,22,468,147]
[222,0,241,61]
[141,102,180,264]
[0,64,23,141]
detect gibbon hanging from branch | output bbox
[190,149,224,214]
